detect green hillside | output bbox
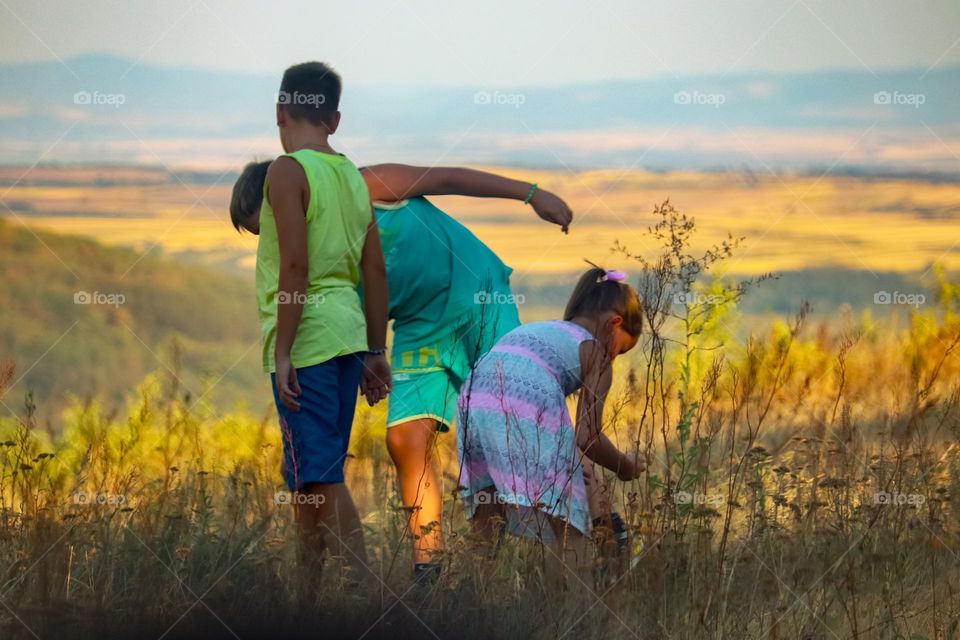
[0,216,270,426]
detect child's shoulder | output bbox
[283,150,367,199]
[501,320,594,345]
[537,319,594,340]
[284,148,357,173]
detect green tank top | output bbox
[256,149,371,372]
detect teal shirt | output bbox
[371,197,512,349]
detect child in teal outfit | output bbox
[371,195,521,429]
[232,161,572,579]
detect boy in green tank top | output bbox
[260,62,390,588]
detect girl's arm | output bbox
[360,164,572,233]
[575,341,644,480]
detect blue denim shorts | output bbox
[271,353,364,491]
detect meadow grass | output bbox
[1,204,959,639]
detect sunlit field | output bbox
[4,165,960,276]
[2,196,959,639]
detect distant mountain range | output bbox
[0,54,958,172]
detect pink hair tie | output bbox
[598,269,627,283]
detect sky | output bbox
[1,0,959,86]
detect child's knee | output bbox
[386,419,436,462]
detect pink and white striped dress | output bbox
[456,320,596,534]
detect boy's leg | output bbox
[296,482,367,581]
[386,417,443,565]
[327,353,368,576]
[274,354,367,588]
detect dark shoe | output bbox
[413,562,442,585]
[592,511,630,551]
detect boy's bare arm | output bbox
[358,208,391,405]
[269,157,309,410]
[361,164,572,232]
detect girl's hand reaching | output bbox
[529,189,573,234]
[617,451,647,481]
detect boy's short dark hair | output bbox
[230,160,271,232]
[278,61,342,126]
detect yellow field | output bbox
[3,165,959,276]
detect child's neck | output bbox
[285,131,336,155]
[568,315,598,337]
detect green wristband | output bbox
[523,183,538,205]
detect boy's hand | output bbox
[617,451,646,481]
[360,352,392,406]
[275,354,302,411]
[530,189,573,234]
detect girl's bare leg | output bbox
[583,461,613,520]
[583,462,626,581]
[547,516,592,588]
[386,418,444,565]
[471,487,506,540]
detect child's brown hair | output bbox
[229,160,270,232]
[563,265,643,337]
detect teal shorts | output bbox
[388,288,521,431]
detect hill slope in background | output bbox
[0,216,269,426]
[0,210,947,429]
[0,54,958,170]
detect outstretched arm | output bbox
[575,341,644,480]
[361,164,573,233]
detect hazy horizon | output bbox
[1,53,958,172]
[2,1,958,83]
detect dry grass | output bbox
[1,203,959,640]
